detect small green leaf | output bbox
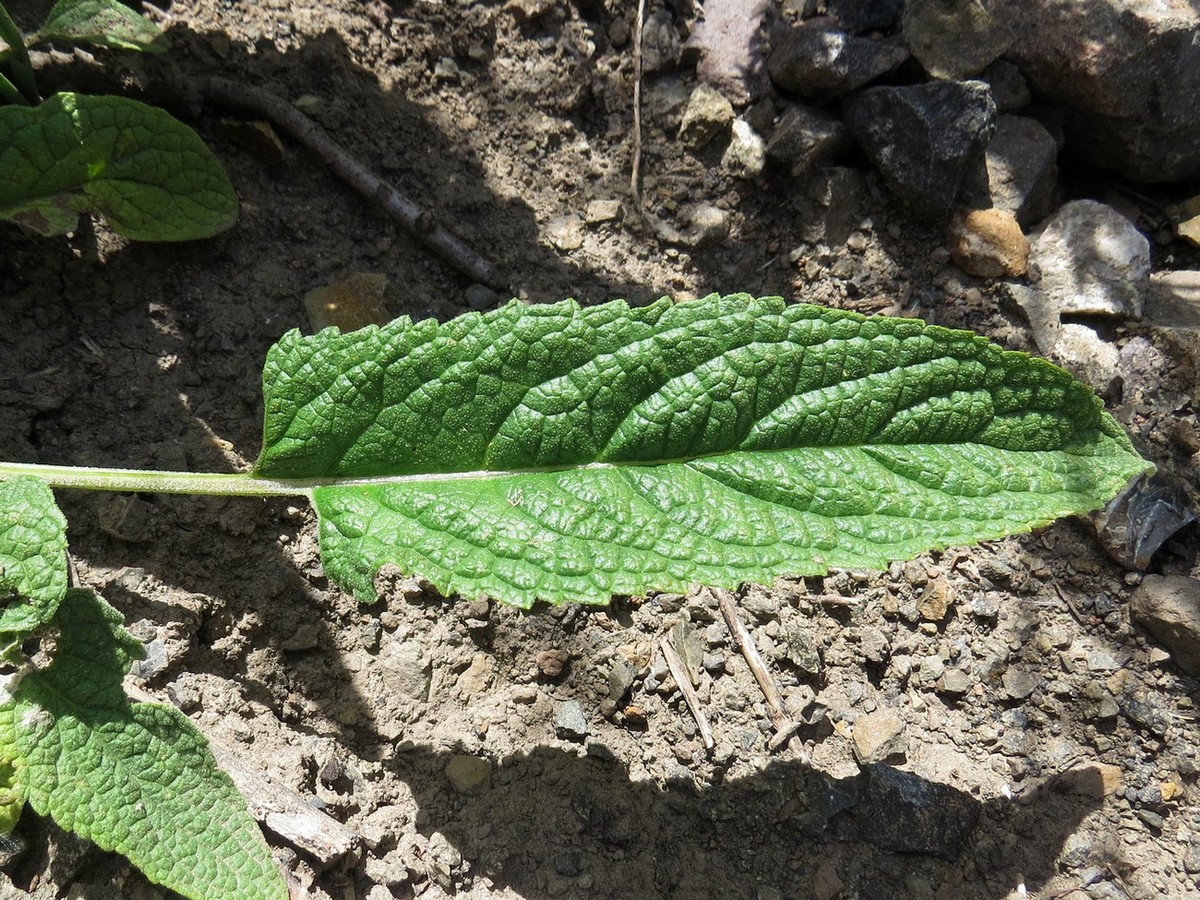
[255,294,1152,607]
[0,699,26,834]
[33,0,163,52]
[14,589,286,900]
[0,92,237,240]
[0,476,67,636]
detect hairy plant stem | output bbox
[0,462,311,497]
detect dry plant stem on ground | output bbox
[201,77,502,289]
[659,636,716,751]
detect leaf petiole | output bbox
[0,462,309,497]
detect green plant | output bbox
[0,479,287,899]
[0,0,237,239]
[0,293,1152,894]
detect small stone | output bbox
[678,84,734,150]
[1069,763,1123,799]
[1029,200,1150,318]
[456,653,493,696]
[445,754,491,795]
[464,283,498,311]
[303,273,390,332]
[511,684,538,704]
[765,103,850,177]
[584,199,622,224]
[1136,808,1165,831]
[1002,667,1038,700]
[812,858,845,900]
[845,764,981,858]
[796,167,868,246]
[937,668,973,697]
[381,640,432,703]
[1130,576,1200,675]
[545,214,584,252]
[970,593,1000,620]
[681,202,730,247]
[554,699,589,741]
[768,23,908,98]
[985,115,1058,226]
[641,8,681,74]
[100,495,152,542]
[721,118,766,178]
[281,622,321,652]
[949,207,1029,277]
[919,654,945,685]
[851,707,908,763]
[131,638,169,679]
[536,648,570,679]
[780,624,821,676]
[607,657,637,701]
[902,0,1013,80]
[917,578,955,621]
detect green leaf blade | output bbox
[0,93,237,240]
[14,590,286,900]
[0,476,68,636]
[34,0,163,52]
[260,294,1151,606]
[0,699,27,834]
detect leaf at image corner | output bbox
[0,701,27,835]
[0,477,67,637]
[13,589,287,900]
[0,93,237,241]
[33,0,164,53]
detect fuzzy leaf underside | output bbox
[0,93,236,240]
[257,294,1151,607]
[34,0,163,52]
[13,589,286,900]
[0,477,67,635]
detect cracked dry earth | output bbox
[3,1,1200,899]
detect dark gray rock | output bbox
[903,0,1013,80]
[555,699,590,741]
[766,103,851,177]
[985,114,1058,227]
[827,0,904,34]
[1131,575,1200,675]
[1093,472,1196,571]
[995,0,1200,182]
[841,765,981,859]
[979,59,1030,112]
[641,8,682,74]
[767,23,908,98]
[843,80,996,219]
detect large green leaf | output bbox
[0,699,25,834]
[33,0,163,52]
[0,92,236,240]
[0,476,67,636]
[14,589,286,900]
[255,294,1150,607]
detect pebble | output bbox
[765,103,850,177]
[917,579,955,621]
[721,118,766,178]
[584,199,622,224]
[949,207,1029,278]
[851,707,908,764]
[554,700,589,741]
[1029,200,1150,318]
[303,272,390,331]
[985,115,1058,227]
[536,648,570,679]
[767,23,908,98]
[1129,575,1200,675]
[607,657,637,701]
[902,0,1013,80]
[640,8,681,73]
[464,283,498,311]
[979,59,1030,112]
[678,84,734,150]
[544,214,584,252]
[445,754,491,795]
[381,640,432,702]
[681,202,730,247]
[937,668,973,697]
[1002,667,1038,700]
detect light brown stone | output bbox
[949,207,1029,277]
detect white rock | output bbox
[1030,199,1150,318]
[721,118,766,179]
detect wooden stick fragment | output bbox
[201,77,503,289]
[713,587,803,752]
[629,0,646,208]
[659,637,715,751]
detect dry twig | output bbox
[659,637,715,751]
[712,587,803,752]
[629,0,646,208]
[202,77,503,289]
